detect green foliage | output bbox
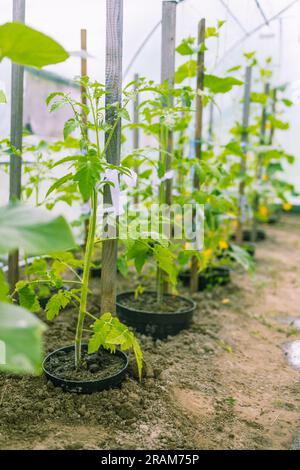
[16,280,40,313]
[0,269,9,302]
[0,22,68,67]
[175,60,197,84]
[0,301,46,375]
[88,312,143,380]
[0,89,7,103]
[0,204,76,255]
[45,289,72,320]
[205,74,243,94]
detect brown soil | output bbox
[117,291,192,313]
[0,215,300,450]
[45,348,125,381]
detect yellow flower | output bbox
[259,206,269,217]
[232,220,238,229]
[203,248,213,259]
[283,202,292,211]
[266,122,272,130]
[222,298,231,305]
[219,240,229,250]
[262,175,269,182]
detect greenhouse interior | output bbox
[1,0,300,455]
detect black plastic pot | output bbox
[242,229,266,242]
[242,242,256,258]
[43,344,128,394]
[39,285,71,309]
[116,291,196,339]
[76,261,102,278]
[266,214,279,225]
[179,266,231,291]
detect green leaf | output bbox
[205,74,243,94]
[45,289,71,320]
[63,118,79,140]
[205,27,218,39]
[74,155,101,201]
[176,37,195,56]
[0,269,9,302]
[0,204,76,255]
[0,22,69,67]
[0,301,46,375]
[250,92,267,105]
[46,173,74,197]
[88,313,143,379]
[268,116,289,130]
[16,281,40,313]
[175,60,197,84]
[230,244,255,275]
[0,89,7,104]
[282,98,293,107]
[153,244,177,285]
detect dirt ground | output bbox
[0,215,300,450]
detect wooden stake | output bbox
[100,0,123,315]
[157,0,177,298]
[161,0,176,207]
[190,18,205,294]
[235,65,252,245]
[8,0,25,290]
[133,72,139,205]
[80,29,87,130]
[251,82,270,242]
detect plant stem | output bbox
[74,188,98,368]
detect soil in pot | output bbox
[43,344,128,393]
[116,291,196,339]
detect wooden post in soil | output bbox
[80,28,90,246]
[100,0,123,315]
[235,66,252,245]
[190,18,206,294]
[157,0,177,298]
[8,0,26,290]
[251,82,270,243]
[133,73,139,205]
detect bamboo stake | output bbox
[235,65,252,245]
[8,0,25,290]
[251,82,270,242]
[190,18,205,294]
[100,0,123,315]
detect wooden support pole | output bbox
[251,82,270,242]
[133,72,139,205]
[190,18,205,294]
[80,29,87,131]
[235,65,252,245]
[8,0,25,290]
[157,0,177,298]
[100,0,123,315]
[161,0,176,207]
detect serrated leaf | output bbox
[46,173,74,197]
[63,118,79,140]
[74,156,101,201]
[16,281,40,313]
[45,289,71,320]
